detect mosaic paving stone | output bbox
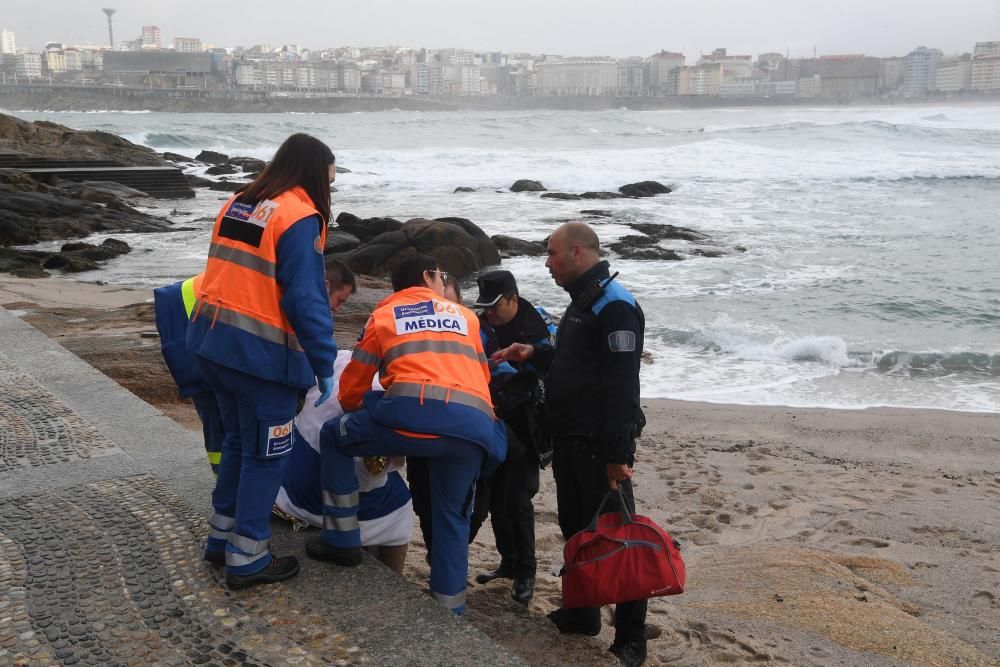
[0,475,374,666]
[0,352,120,472]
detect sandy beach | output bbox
[2,274,998,666]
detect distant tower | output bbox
[102,8,116,50]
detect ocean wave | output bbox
[661,326,999,377]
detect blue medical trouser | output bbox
[190,390,224,474]
[197,357,298,576]
[320,408,484,614]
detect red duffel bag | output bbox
[561,488,685,608]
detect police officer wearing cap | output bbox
[473,270,554,605]
[494,223,647,666]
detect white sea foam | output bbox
[7,105,999,412]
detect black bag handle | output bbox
[586,486,632,532]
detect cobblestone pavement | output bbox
[0,352,120,472]
[0,474,374,666]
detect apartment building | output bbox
[697,48,752,81]
[16,52,42,78]
[0,29,15,55]
[175,38,203,53]
[934,54,972,91]
[799,55,879,97]
[903,46,942,96]
[142,26,162,50]
[678,62,723,95]
[647,50,685,95]
[537,58,618,96]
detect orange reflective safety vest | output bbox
[188,186,326,387]
[339,286,507,465]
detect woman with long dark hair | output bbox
[186,133,339,590]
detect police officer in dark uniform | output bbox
[494,222,647,666]
[472,270,554,605]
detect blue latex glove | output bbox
[314,375,334,407]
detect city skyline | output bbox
[3,0,999,59]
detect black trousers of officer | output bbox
[488,444,540,577]
[553,438,647,645]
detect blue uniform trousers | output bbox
[190,390,224,474]
[198,358,298,576]
[320,406,484,614]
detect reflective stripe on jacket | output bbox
[186,186,332,387]
[339,286,507,467]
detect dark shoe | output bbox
[609,640,647,667]
[475,562,513,585]
[546,608,600,636]
[204,550,225,566]
[511,575,535,605]
[225,556,299,591]
[305,535,363,567]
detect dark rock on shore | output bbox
[618,181,671,197]
[0,237,132,276]
[540,192,582,201]
[335,213,404,243]
[0,112,167,166]
[195,150,229,165]
[228,157,266,173]
[434,217,491,241]
[454,187,476,193]
[581,209,614,217]
[162,152,195,163]
[511,179,546,192]
[205,163,240,176]
[185,174,214,188]
[55,181,151,205]
[208,179,244,192]
[579,191,626,200]
[344,217,500,278]
[326,230,361,253]
[335,165,351,174]
[626,222,708,242]
[492,235,546,258]
[0,170,176,246]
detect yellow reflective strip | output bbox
[181,277,197,319]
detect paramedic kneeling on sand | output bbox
[494,222,648,666]
[307,254,507,615]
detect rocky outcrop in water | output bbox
[492,235,547,258]
[336,215,500,278]
[511,179,546,192]
[619,181,671,197]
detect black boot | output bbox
[609,640,647,667]
[203,550,225,566]
[546,608,600,636]
[305,535,363,566]
[474,561,513,584]
[511,575,535,605]
[226,555,300,591]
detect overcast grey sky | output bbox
[4,0,998,59]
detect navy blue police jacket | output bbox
[531,261,644,465]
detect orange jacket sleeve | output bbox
[338,316,381,412]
